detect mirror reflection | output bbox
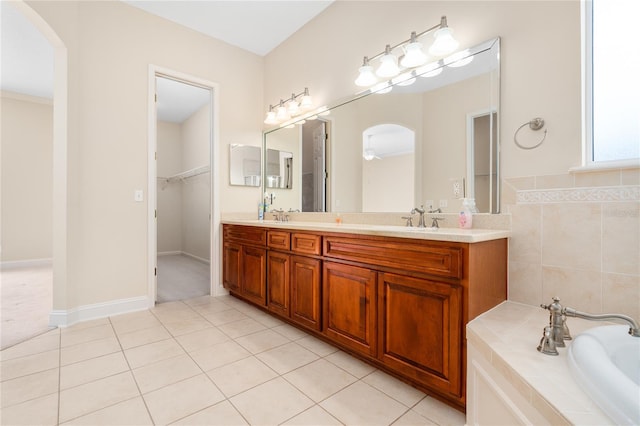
[263,37,500,214]
[229,144,261,187]
[266,148,293,189]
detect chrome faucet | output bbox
[538,297,640,356]
[272,209,288,222]
[411,205,427,228]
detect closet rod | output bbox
[158,165,210,184]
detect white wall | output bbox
[1,93,53,262]
[156,121,182,254]
[265,1,639,316]
[363,154,413,212]
[181,104,210,261]
[28,0,264,310]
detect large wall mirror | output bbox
[263,37,500,214]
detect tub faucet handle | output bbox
[537,325,559,356]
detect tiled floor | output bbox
[0,295,466,425]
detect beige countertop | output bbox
[467,301,614,425]
[221,219,510,243]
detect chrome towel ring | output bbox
[514,117,547,150]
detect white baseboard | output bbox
[1,258,53,270]
[158,251,182,257]
[49,295,149,328]
[157,250,210,264]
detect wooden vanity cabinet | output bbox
[222,223,507,410]
[323,261,377,356]
[265,229,323,331]
[222,225,267,306]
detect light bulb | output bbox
[300,94,313,110]
[363,149,376,161]
[276,104,289,121]
[264,110,277,125]
[376,45,400,78]
[429,26,459,56]
[287,100,299,115]
[401,34,427,68]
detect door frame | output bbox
[147,65,221,307]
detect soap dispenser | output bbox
[458,198,474,229]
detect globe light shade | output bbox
[300,94,313,110]
[428,27,459,56]
[355,64,377,87]
[376,53,400,78]
[401,42,428,68]
[264,110,277,125]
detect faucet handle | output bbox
[430,217,445,228]
[401,216,413,227]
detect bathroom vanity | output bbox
[222,221,509,410]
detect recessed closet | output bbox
[155,76,211,303]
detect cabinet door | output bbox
[377,272,463,396]
[267,251,290,316]
[241,246,267,306]
[223,243,241,292]
[323,261,377,356]
[291,255,322,331]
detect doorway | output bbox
[301,120,329,212]
[150,71,217,304]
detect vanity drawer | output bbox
[292,233,322,256]
[223,225,267,246]
[323,235,463,279]
[267,230,291,250]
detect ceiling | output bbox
[1,1,333,121]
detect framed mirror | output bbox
[229,144,261,187]
[263,37,500,214]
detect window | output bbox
[586,0,640,165]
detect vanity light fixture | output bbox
[264,87,314,125]
[354,15,459,88]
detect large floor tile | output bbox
[175,327,229,353]
[110,310,161,335]
[60,352,129,390]
[1,367,59,408]
[206,356,278,397]
[0,349,59,381]
[272,323,309,340]
[325,350,377,378]
[0,393,59,425]
[124,337,185,369]
[58,371,140,423]
[202,308,249,326]
[256,341,318,374]
[172,400,248,425]
[163,317,213,337]
[234,329,290,354]
[189,340,251,371]
[295,335,339,357]
[61,396,153,425]
[230,377,314,425]
[392,409,438,425]
[60,336,121,366]
[133,354,201,394]
[281,405,343,425]
[0,329,59,362]
[218,317,267,338]
[61,323,115,348]
[117,325,172,350]
[362,370,426,407]
[412,396,466,426]
[143,374,225,425]
[283,359,357,402]
[320,381,408,426]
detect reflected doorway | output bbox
[301,120,329,212]
[362,124,415,212]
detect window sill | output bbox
[569,159,640,174]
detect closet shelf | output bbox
[158,165,210,184]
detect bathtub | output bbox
[567,325,640,425]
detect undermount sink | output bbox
[567,325,640,425]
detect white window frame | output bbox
[578,0,640,171]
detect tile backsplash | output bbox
[503,168,640,320]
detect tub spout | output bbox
[563,307,640,337]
